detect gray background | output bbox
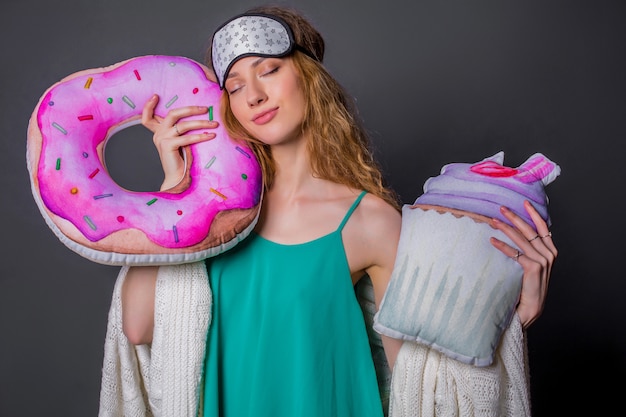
[1,0,624,415]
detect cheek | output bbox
[291,89,307,121]
[293,81,307,116]
[229,98,247,123]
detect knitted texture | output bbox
[388,314,531,417]
[98,262,211,417]
[98,264,530,417]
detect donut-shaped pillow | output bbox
[27,55,263,266]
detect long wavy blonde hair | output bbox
[206,5,400,210]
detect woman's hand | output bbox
[489,200,558,328]
[141,94,219,190]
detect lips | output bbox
[252,107,278,125]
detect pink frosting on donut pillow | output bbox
[27,55,263,266]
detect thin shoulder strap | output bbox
[337,190,367,232]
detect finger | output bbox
[489,236,528,263]
[523,200,557,255]
[497,206,537,241]
[159,132,216,153]
[162,105,211,127]
[490,216,535,258]
[172,119,219,136]
[141,94,161,132]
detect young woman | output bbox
[119,5,557,416]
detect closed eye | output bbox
[261,66,279,77]
[226,81,243,95]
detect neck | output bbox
[268,134,316,198]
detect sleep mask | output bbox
[211,13,317,89]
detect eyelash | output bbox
[263,66,279,76]
[227,65,280,94]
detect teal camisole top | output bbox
[202,190,384,416]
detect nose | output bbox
[246,80,267,107]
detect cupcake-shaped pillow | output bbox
[374,152,560,366]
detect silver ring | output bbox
[513,250,522,261]
[173,123,180,136]
[528,234,540,242]
[541,232,552,239]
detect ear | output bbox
[200,63,219,84]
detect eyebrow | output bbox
[226,57,267,81]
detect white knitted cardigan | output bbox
[99,262,211,417]
[98,263,530,417]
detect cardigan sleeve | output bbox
[98,262,212,417]
[388,313,531,417]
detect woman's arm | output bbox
[121,266,158,345]
[121,97,220,345]
[361,197,404,370]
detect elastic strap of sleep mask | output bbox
[211,13,318,89]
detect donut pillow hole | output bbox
[104,123,164,193]
[27,55,263,266]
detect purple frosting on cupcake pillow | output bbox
[414,151,560,230]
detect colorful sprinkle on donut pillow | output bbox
[374,152,560,366]
[27,55,263,266]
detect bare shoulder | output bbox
[353,193,402,240]
[343,192,402,278]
